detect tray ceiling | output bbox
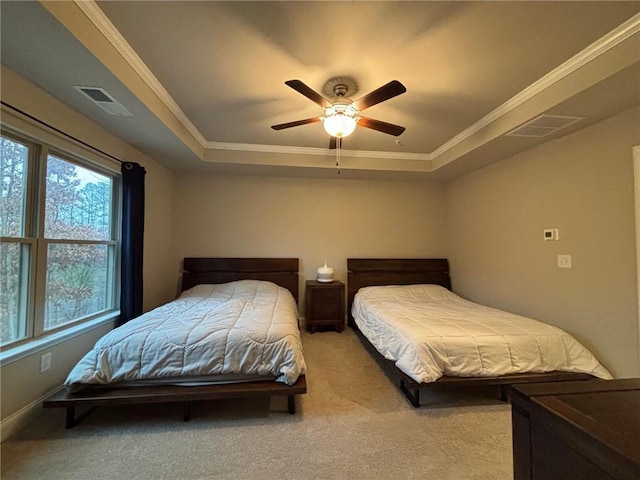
[1,1,639,180]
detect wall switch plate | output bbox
[557,254,572,268]
[544,228,559,241]
[40,352,52,373]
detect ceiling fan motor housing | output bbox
[333,84,348,97]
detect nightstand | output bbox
[305,280,345,333]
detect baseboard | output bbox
[1,386,63,443]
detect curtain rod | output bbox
[1,100,125,165]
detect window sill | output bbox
[0,312,119,366]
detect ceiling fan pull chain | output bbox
[336,137,341,175]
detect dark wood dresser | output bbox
[305,280,345,333]
[509,378,640,480]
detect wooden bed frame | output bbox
[43,258,307,427]
[347,258,594,407]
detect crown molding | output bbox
[205,141,432,161]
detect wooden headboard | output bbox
[347,258,450,327]
[181,258,300,302]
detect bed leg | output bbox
[500,385,509,402]
[399,380,420,408]
[183,402,191,422]
[65,407,76,429]
[64,406,97,428]
[287,395,295,414]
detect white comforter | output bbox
[65,280,306,388]
[352,284,612,383]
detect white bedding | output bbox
[65,280,306,389]
[352,284,612,383]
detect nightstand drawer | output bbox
[310,290,341,314]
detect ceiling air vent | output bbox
[73,86,133,116]
[507,114,583,138]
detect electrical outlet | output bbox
[40,352,52,373]
[557,254,572,268]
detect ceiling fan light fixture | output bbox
[321,104,359,138]
[322,115,357,138]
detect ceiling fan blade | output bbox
[358,117,406,136]
[285,80,329,108]
[355,80,407,110]
[271,117,320,130]
[329,136,337,149]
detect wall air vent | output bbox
[507,114,583,138]
[73,86,133,116]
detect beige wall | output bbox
[445,106,640,378]
[171,173,448,314]
[0,67,176,431]
[141,158,176,310]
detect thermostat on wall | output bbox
[543,228,559,241]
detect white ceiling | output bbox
[1,1,639,181]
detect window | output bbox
[1,132,119,349]
[0,136,31,344]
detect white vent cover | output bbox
[73,86,133,116]
[507,114,583,138]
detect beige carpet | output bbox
[1,329,513,479]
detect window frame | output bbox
[1,132,39,346]
[0,120,122,362]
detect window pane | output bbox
[45,155,112,240]
[1,136,29,237]
[45,243,112,330]
[0,242,29,345]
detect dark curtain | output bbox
[119,162,146,326]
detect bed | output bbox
[43,258,307,427]
[347,258,612,407]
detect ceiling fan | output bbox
[271,78,407,149]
